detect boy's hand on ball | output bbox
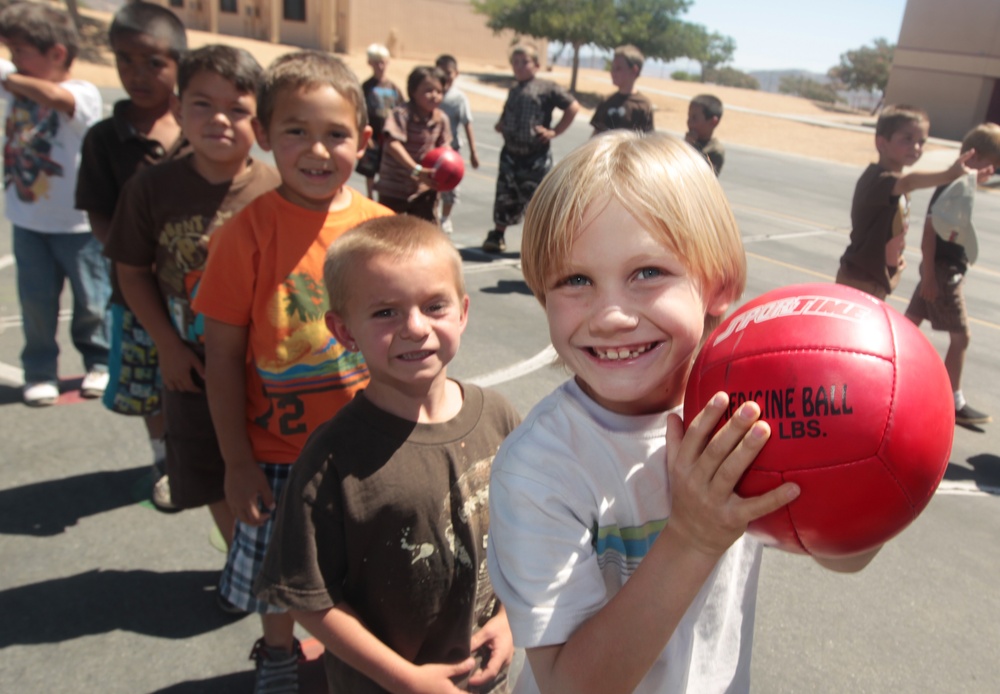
[666,392,800,557]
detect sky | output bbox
[678,0,909,74]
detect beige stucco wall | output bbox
[884,0,1000,140]
[150,0,535,68]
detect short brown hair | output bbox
[961,122,1000,162]
[258,50,366,132]
[325,216,465,316]
[510,43,539,66]
[876,104,928,139]
[178,45,262,98]
[691,94,723,121]
[0,2,78,68]
[613,44,645,73]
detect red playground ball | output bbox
[683,283,954,557]
[421,146,465,192]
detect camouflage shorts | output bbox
[492,146,552,228]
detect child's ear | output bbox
[356,125,373,158]
[325,311,358,351]
[706,292,731,318]
[47,43,68,68]
[252,117,271,151]
[874,134,888,154]
[458,294,470,331]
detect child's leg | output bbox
[55,233,112,374]
[262,612,296,651]
[208,499,235,547]
[945,329,970,393]
[13,225,63,383]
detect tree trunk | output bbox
[570,42,581,94]
[64,0,82,31]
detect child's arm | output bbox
[526,394,799,694]
[463,122,479,169]
[894,149,976,196]
[384,140,437,188]
[292,604,477,694]
[467,606,514,688]
[918,215,940,302]
[204,317,275,525]
[534,100,581,143]
[116,263,205,392]
[87,212,113,246]
[1,73,76,116]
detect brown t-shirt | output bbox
[839,163,908,293]
[690,136,725,175]
[590,92,655,134]
[104,154,279,347]
[376,103,450,201]
[255,383,522,693]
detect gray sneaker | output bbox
[250,638,302,694]
[482,230,506,253]
[956,404,991,425]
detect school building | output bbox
[149,0,535,66]
[884,0,1000,140]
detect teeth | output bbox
[595,344,651,360]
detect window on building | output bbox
[220,0,236,13]
[283,0,305,21]
[169,0,183,7]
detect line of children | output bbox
[356,43,403,199]
[256,215,521,694]
[487,130,881,694]
[590,44,655,136]
[836,105,982,301]
[685,93,725,175]
[106,45,279,568]
[191,50,394,692]
[905,122,1000,426]
[76,0,188,509]
[0,2,107,407]
[483,42,578,254]
[435,53,479,234]
[375,65,451,221]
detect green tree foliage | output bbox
[671,70,699,82]
[778,75,841,104]
[689,29,735,82]
[828,38,894,96]
[704,66,759,90]
[472,0,699,93]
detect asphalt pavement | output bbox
[2,84,1000,693]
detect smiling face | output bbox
[609,55,637,91]
[177,70,257,181]
[255,84,370,212]
[326,247,468,401]
[876,119,928,172]
[412,75,443,117]
[510,52,538,82]
[112,31,177,112]
[543,199,728,415]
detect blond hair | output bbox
[366,43,390,62]
[325,216,465,316]
[510,42,539,66]
[962,122,1000,162]
[613,44,645,73]
[521,131,745,331]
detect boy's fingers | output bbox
[675,391,730,471]
[738,481,800,522]
[711,419,770,490]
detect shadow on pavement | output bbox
[480,279,533,296]
[0,569,246,646]
[154,660,326,693]
[944,455,1000,493]
[0,466,149,536]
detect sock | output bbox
[150,437,167,469]
[954,390,966,411]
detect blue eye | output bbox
[637,268,662,280]
[564,275,590,286]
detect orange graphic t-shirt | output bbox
[193,188,394,463]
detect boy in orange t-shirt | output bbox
[192,50,392,691]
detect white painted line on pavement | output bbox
[936,479,1000,497]
[0,253,13,271]
[0,360,23,386]
[468,344,558,388]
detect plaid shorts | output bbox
[102,303,162,416]
[219,462,292,614]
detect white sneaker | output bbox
[23,381,59,407]
[151,471,179,512]
[441,217,454,234]
[80,370,109,398]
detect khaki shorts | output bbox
[835,263,900,301]
[905,261,967,333]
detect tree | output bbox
[779,75,840,104]
[705,66,759,90]
[829,38,894,104]
[473,0,697,93]
[689,28,735,83]
[63,0,81,31]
